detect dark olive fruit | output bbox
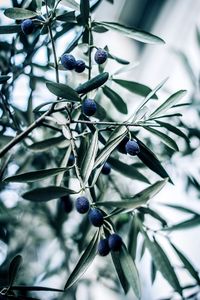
[61,195,73,213]
[61,54,76,70]
[117,136,129,154]
[101,162,111,175]
[21,19,35,35]
[68,154,75,166]
[88,208,104,227]
[98,238,110,256]
[108,233,123,251]
[75,196,90,214]
[75,60,86,73]
[94,49,108,64]
[82,98,97,116]
[125,140,140,156]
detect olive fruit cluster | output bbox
[98,233,123,256]
[118,137,140,156]
[75,196,104,227]
[61,54,86,73]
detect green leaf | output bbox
[108,157,149,184]
[102,86,128,114]
[46,81,80,102]
[128,216,139,260]
[149,90,187,119]
[137,138,172,183]
[98,21,165,44]
[3,168,68,183]
[35,0,42,11]
[141,231,182,295]
[65,230,100,289]
[0,75,11,84]
[56,11,76,22]
[8,255,23,288]
[27,136,66,151]
[46,0,56,8]
[138,207,168,227]
[76,72,109,94]
[96,179,167,212]
[156,121,189,143]
[144,126,179,151]
[171,243,200,284]
[81,130,99,183]
[61,0,80,10]
[93,126,127,169]
[151,261,157,284]
[11,286,63,292]
[0,25,21,34]
[112,79,158,99]
[162,216,200,231]
[4,8,38,20]
[22,186,77,202]
[163,204,199,215]
[119,244,141,299]
[80,0,89,24]
[111,251,130,294]
[134,78,168,119]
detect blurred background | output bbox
[0,0,200,299]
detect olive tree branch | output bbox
[0,106,55,158]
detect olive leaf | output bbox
[22,186,78,201]
[4,8,38,20]
[3,167,69,183]
[46,81,81,102]
[8,255,23,288]
[64,230,100,289]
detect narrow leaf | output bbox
[80,0,90,24]
[22,186,77,202]
[0,25,21,34]
[4,8,38,20]
[162,216,200,231]
[149,90,187,119]
[11,286,63,292]
[102,86,128,114]
[108,156,150,184]
[3,168,68,183]
[134,78,168,118]
[65,230,100,289]
[93,126,127,169]
[112,79,158,98]
[56,11,76,22]
[144,126,179,151]
[142,230,182,295]
[156,121,189,143]
[137,138,172,183]
[96,179,167,212]
[46,81,80,102]
[9,255,23,288]
[27,136,66,151]
[99,21,165,44]
[81,130,99,183]
[61,0,80,10]
[111,251,130,294]
[119,244,141,299]
[171,243,200,284]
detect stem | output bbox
[48,25,59,83]
[88,17,92,80]
[0,107,54,158]
[70,119,138,127]
[67,125,85,191]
